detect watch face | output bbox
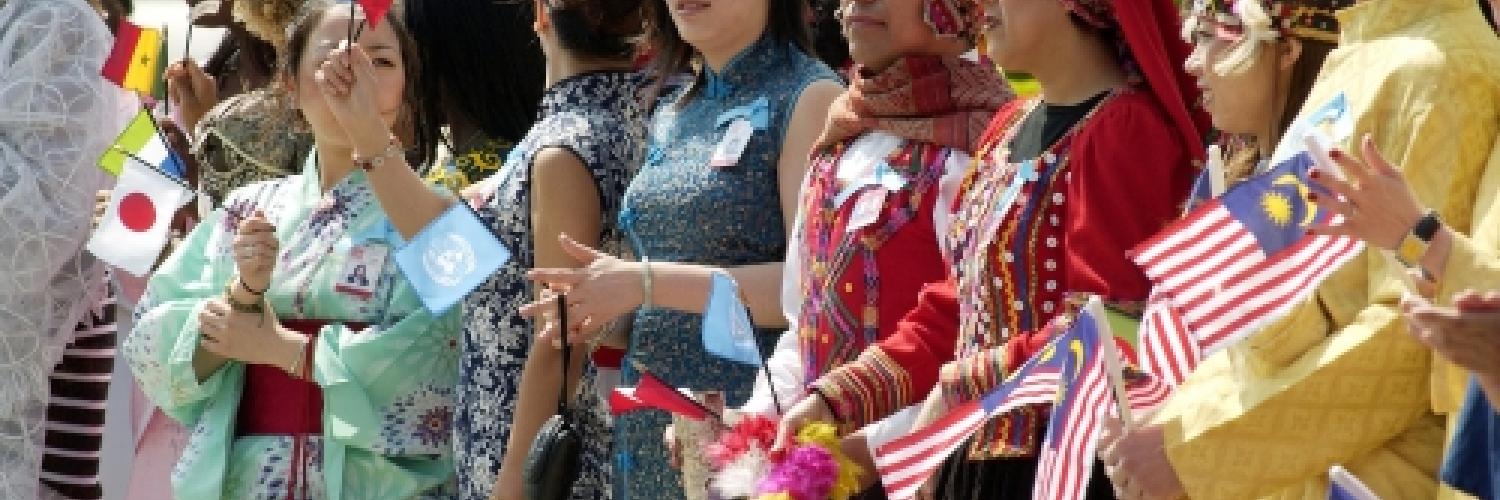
[1397,234,1429,265]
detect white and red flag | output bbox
[87,160,191,276]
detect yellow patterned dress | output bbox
[1151,0,1500,498]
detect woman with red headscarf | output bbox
[777,0,1205,497]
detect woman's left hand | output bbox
[1403,291,1500,378]
[1307,133,1427,250]
[519,234,644,345]
[198,299,303,371]
[314,42,394,156]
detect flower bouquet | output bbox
[704,415,864,500]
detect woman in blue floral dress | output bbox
[521,0,843,497]
[446,1,652,499]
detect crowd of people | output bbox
[2,0,1498,498]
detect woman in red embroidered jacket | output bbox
[777,0,1207,497]
[740,0,1011,494]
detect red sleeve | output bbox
[812,279,960,429]
[1061,93,1193,303]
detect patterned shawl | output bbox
[816,55,1012,152]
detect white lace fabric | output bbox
[0,0,127,497]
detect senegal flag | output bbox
[101,20,164,95]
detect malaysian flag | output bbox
[872,324,1078,499]
[1034,309,1115,500]
[1129,146,1363,359]
[1136,295,1201,387]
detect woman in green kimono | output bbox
[122,2,458,498]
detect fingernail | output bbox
[1309,170,1321,179]
[1329,149,1345,160]
[1308,192,1318,201]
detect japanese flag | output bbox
[87,161,191,276]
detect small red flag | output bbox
[609,371,710,420]
[356,0,394,28]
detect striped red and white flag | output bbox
[873,339,1075,499]
[1137,295,1201,387]
[1033,310,1114,500]
[1130,152,1363,359]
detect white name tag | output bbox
[710,119,755,168]
[846,188,889,233]
[334,244,388,300]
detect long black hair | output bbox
[405,0,545,146]
[645,0,813,92]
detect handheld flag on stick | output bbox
[1032,307,1115,500]
[394,203,511,315]
[88,161,192,276]
[610,361,718,422]
[102,20,165,95]
[701,270,783,413]
[1129,93,1362,359]
[702,271,761,366]
[100,111,187,180]
[873,318,1077,499]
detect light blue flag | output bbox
[395,203,510,315]
[701,271,761,366]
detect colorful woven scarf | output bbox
[815,55,1012,153]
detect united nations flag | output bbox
[395,203,511,314]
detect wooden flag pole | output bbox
[1085,296,1134,425]
[1206,144,1227,197]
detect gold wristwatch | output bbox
[1395,209,1441,268]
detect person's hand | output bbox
[664,424,683,469]
[1403,293,1500,378]
[232,211,278,293]
[1099,416,1185,500]
[460,181,491,210]
[163,59,218,133]
[840,429,878,492]
[1308,133,1427,251]
[93,190,111,229]
[771,391,836,455]
[197,299,303,370]
[314,42,397,157]
[519,234,643,344]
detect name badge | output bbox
[334,244,388,300]
[845,188,889,233]
[710,119,755,168]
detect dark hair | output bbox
[205,27,279,94]
[1274,38,1334,142]
[405,0,545,145]
[809,0,849,69]
[548,0,648,60]
[281,0,438,169]
[644,0,813,90]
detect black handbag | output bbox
[523,295,582,500]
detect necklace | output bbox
[948,91,1117,358]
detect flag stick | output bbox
[184,18,194,64]
[160,25,170,115]
[1206,144,1227,197]
[1085,297,1134,425]
[757,340,783,416]
[347,0,356,43]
